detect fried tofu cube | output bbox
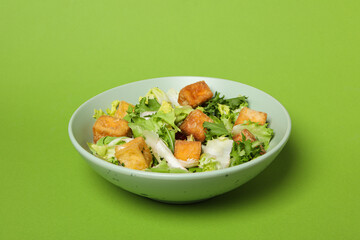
[174,140,202,161]
[233,129,266,154]
[115,137,152,170]
[93,115,132,143]
[233,129,257,142]
[234,107,267,125]
[178,81,213,108]
[114,101,134,119]
[179,109,213,142]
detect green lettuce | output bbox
[106,100,120,116]
[230,136,263,166]
[145,87,170,105]
[201,137,233,169]
[166,88,180,107]
[93,100,120,119]
[147,160,188,173]
[232,121,274,149]
[87,136,131,165]
[96,136,126,146]
[174,106,193,124]
[198,153,220,171]
[218,104,230,115]
[203,121,231,140]
[124,97,161,122]
[126,99,180,151]
[202,92,248,118]
[93,109,106,119]
[153,102,179,131]
[158,126,176,152]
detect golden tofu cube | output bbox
[93,115,132,143]
[234,107,267,125]
[178,81,213,108]
[174,140,202,161]
[115,137,152,170]
[179,109,213,142]
[114,101,134,119]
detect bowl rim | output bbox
[68,76,291,180]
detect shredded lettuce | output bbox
[87,136,132,164]
[218,104,230,115]
[153,102,179,131]
[93,100,120,119]
[106,100,120,116]
[142,130,186,170]
[203,121,231,140]
[126,99,180,149]
[174,106,193,124]
[124,97,161,122]
[202,92,248,118]
[201,137,233,170]
[232,121,274,149]
[199,153,220,171]
[145,87,170,105]
[158,101,172,113]
[158,126,176,152]
[230,135,263,166]
[147,160,188,173]
[93,109,106,119]
[166,88,180,107]
[96,136,128,146]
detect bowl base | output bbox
[149,197,213,204]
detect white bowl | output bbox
[68,76,291,203]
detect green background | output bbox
[1,0,359,239]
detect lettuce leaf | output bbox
[201,137,233,169]
[203,121,231,140]
[198,153,220,171]
[136,97,161,113]
[232,121,274,149]
[142,130,186,170]
[128,118,161,138]
[93,100,120,119]
[96,136,126,146]
[145,87,170,105]
[153,102,179,131]
[174,106,193,124]
[87,136,132,165]
[106,100,120,116]
[93,109,106,119]
[147,160,188,173]
[230,136,263,166]
[202,92,248,118]
[166,88,180,107]
[158,126,176,152]
[124,97,161,122]
[127,100,180,148]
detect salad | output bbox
[88,81,274,173]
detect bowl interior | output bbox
[69,76,290,173]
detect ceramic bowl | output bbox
[68,76,291,203]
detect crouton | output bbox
[179,109,213,142]
[114,101,134,119]
[234,107,267,125]
[233,129,266,154]
[178,81,213,108]
[93,115,132,143]
[174,140,202,161]
[115,137,152,170]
